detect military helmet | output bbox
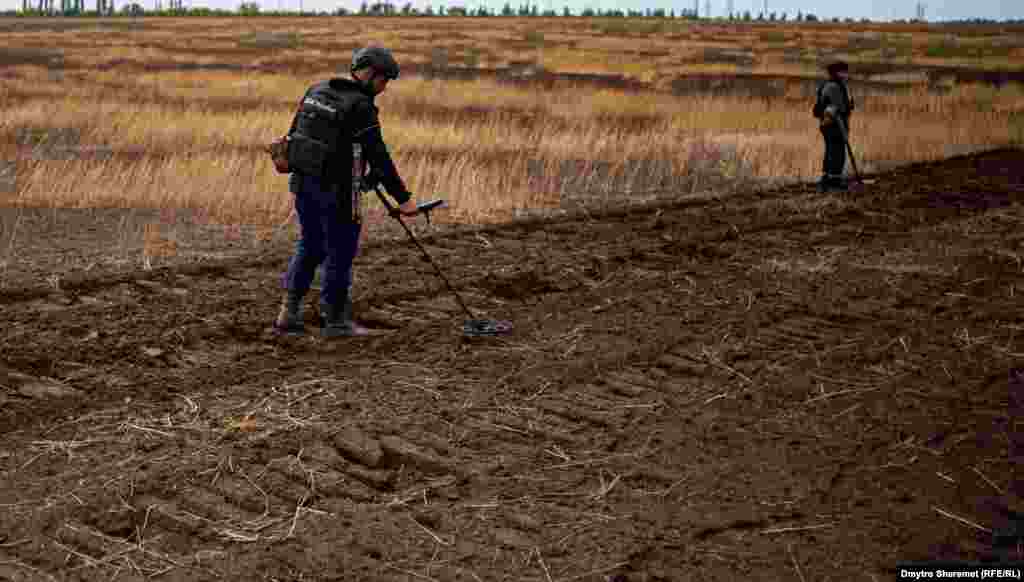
[826,60,849,75]
[351,46,400,80]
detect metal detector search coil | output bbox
[463,319,514,337]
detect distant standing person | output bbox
[813,61,855,192]
[273,46,420,338]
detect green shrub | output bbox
[971,84,999,113]
[1010,112,1024,145]
[759,30,786,44]
[238,31,302,50]
[591,19,679,36]
[925,36,1016,59]
[523,30,545,46]
[0,47,64,67]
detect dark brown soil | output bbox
[1,149,1022,581]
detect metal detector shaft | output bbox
[371,184,478,321]
[836,117,866,183]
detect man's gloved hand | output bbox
[397,199,418,217]
[387,199,422,221]
[821,107,836,126]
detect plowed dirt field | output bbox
[2,149,1022,581]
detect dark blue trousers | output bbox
[820,122,848,181]
[282,173,362,308]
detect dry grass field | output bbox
[2,17,1023,234]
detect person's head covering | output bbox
[826,61,849,76]
[351,46,400,80]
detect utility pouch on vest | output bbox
[287,131,334,177]
[266,135,291,174]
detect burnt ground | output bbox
[0,149,1023,581]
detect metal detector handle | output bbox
[389,199,445,225]
[369,183,445,224]
[366,182,402,217]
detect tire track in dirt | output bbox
[0,184,756,308]
[0,227,740,578]
[0,182,801,429]
[1,149,1021,581]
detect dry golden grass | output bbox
[1,16,1023,229]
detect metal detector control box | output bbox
[415,199,445,224]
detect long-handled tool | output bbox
[369,183,513,337]
[836,117,876,186]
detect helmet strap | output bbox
[361,68,381,91]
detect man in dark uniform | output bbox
[815,61,855,192]
[274,46,420,338]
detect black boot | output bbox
[817,175,831,193]
[273,291,306,335]
[818,174,846,193]
[320,295,371,338]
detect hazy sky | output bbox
[5,0,1022,21]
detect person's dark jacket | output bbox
[286,77,410,207]
[819,78,855,125]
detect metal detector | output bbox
[836,118,876,186]
[368,183,513,337]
